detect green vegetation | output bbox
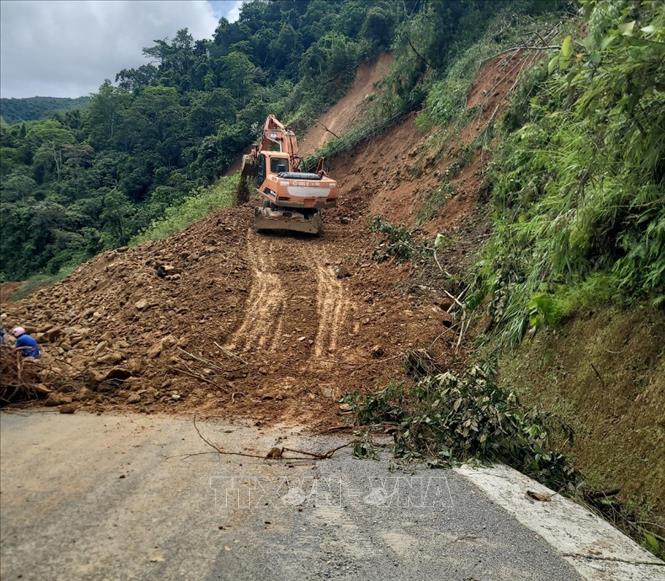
[0,96,91,123]
[472,0,665,344]
[369,216,426,262]
[306,0,564,167]
[344,363,575,488]
[1,0,405,280]
[9,264,78,303]
[130,175,237,245]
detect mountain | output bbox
[0,96,91,123]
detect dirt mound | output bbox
[0,50,535,427]
[1,201,459,426]
[328,49,535,275]
[298,53,394,157]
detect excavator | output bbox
[237,115,338,235]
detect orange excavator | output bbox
[237,115,338,235]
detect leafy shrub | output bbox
[369,216,422,261]
[473,0,665,344]
[130,176,237,245]
[345,364,575,488]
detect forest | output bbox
[0,0,407,279]
[0,96,92,124]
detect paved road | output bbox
[0,412,660,580]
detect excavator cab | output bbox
[238,115,338,235]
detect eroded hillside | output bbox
[0,51,528,425]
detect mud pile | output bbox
[0,51,534,426]
[1,199,457,426]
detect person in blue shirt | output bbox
[11,326,40,358]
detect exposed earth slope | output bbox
[0,51,535,428]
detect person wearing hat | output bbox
[11,326,40,358]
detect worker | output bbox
[11,326,40,358]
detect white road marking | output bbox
[455,464,665,580]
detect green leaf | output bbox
[644,532,660,553]
[600,34,616,50]
[640,24,656,35]
[618,21,635,36]
[547,55,558,74]
[561,36,573,58]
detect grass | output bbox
[9,264,78,302]
[130,175,238,245]
[6,176,238,301]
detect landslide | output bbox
[0,50,531,426]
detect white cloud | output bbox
[0,1,220,98]
[227,0,244,23]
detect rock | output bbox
[370,344,385,358]
[333,265,351,279]
[340,216,351,225]
[96,351,124,365]
[171,392,181,401]
[93,340,108,355]
[59,404,78,414]
[127,393,141,404]
[76,387,93,401]
[44,393,72,407]
[45,327,63,342]
[147,342,162,359]
[135,299,149,311]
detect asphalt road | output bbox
[0,412,658,580]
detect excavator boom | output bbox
[237,115,338,235]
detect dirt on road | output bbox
[0,50,535,427]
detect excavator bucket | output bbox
[254,206,322,235]
[236,154,256,205]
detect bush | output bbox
[370,216,423,262]
[130,176,237,245]
[344,363,575,488]
[473,0,665,344]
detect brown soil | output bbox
[0,51,531,427]
[298,53,394,157]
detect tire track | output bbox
[224,231,286,353]
[312,251,351,359]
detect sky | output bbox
[0,0,244,99]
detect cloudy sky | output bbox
[0,0,244,98]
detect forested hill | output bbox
[1,0,408,280]
[0,96,92,123]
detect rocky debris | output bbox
[44,393,73,407]
[371,344,385,358]
[333,265,351,279]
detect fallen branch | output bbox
[316,122,340,139]
[590,362,606,388]
[192,416,353,461]
[442,288,466,313]
[170,366,230,392]
[213,341,250,366]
